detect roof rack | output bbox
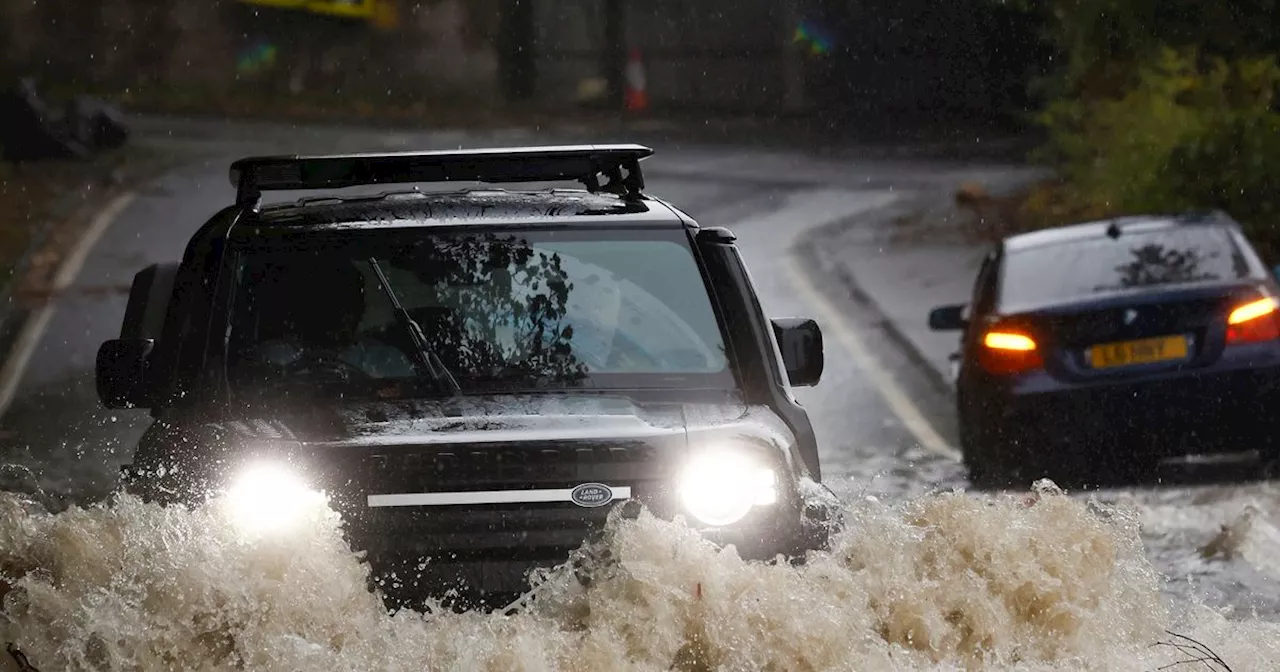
[229,144,654,208]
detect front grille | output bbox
[310,441,670,559]
[357,503,614,534]
[344,441,667,491]
[348,506,614,556]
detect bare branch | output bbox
[1149,630,1233,672]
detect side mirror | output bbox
[95,262,178,410]
[96,339,154,409]
[772,318,824,387]
[928,304,968,331]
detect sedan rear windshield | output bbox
[223,227,734,400]
[999,226,1253,309]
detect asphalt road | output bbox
[0,119,979,504]
[2,118,1276,626]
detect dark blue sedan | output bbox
[929,212,1280,487]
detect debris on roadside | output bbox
[954,181,1026,240]
[0,78,129,164]
[64,95,130,153]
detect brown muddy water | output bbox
[2,481,1278,671]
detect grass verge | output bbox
[890,178,1141,250]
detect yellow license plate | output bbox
[1089,335,1189,369]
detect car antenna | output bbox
[1105,220,1122,239]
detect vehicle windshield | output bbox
[999,225,1253,308]
[224,228,733,400]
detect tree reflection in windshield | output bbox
[395,233,588,388]
[1095,243,1219,292]
[1000,225,1252,308]
[227,229,731,400]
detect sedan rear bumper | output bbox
[996,364,1280,457]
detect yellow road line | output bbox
[784,254,961,462]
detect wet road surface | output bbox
[0,120,971,504]
[0,118,1276,628]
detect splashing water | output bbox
[1,483,1277,671]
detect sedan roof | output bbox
[997,212,1264,313]
[1004,212,1236,253]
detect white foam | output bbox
[0,486,1276,671]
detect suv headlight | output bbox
[222,460,325,536]
[677,449,778,527]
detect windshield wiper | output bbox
[367,258,461,395]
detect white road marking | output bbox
[0,191,138,416]
[785,255,962,462]
[368,485,633,508]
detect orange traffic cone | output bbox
[624,48,648,112]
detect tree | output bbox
[1007,0,1280,259]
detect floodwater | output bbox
[0,127,1277,669]
[2,481,1277,671]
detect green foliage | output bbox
[1040,51,1280,199]
[1001,0,1280,257]
[1004,0,1280,99]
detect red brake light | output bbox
[979,328,1043,375]
[1226,297,1280,344]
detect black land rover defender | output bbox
[95,145,840,611]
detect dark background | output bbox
[0,1,1046,129]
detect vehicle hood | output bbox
[213,393,796,452]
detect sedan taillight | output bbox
[1226,297,1280,344]
[978,328,1044,375]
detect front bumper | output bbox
[344,494,815,608]
[120,464,823,610]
